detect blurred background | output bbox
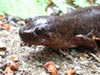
[0,0,100,19]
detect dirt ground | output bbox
[0,16,100,75]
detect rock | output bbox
[40,71,48,75]
[0,51,5,56]
[56,65,60,69]
[0,56,3,63]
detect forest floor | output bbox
[0,15,100,75]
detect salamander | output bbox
[19,6,100,50]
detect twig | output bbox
[9,39,16,49]
[89,53,100,62]
[59,49,67,56]
[92,36,100,40]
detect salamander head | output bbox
[19,16,63,48]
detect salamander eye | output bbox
[35,27,46,35]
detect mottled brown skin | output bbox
[19,6,100,50]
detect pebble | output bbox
[75,65,82,70]
[70,49,77,56]
[0,56,2,63]
[56,64,60,69]
[40,71,48,75]
[0,69,3,75]
[0,51,5,56]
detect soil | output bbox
[0,15,100,75]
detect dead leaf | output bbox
[66,67,76,75]
[44,61,57,75]
[4,24,11,31]
[9,61,18,70]
[3,66,14,75]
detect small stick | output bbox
[89,53,100,62]
[92,36,100,40]
[59,49,67,56]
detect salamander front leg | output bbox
[74,34,98,50]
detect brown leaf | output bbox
[3,66,14,75]
[44,61,57,75]
[9,61,18,70]
[67,67,76,75]
[4,24,11,31]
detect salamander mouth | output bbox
[19,31,52,45]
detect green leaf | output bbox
[52,0,75,13]
[74,0,91,7]
[95,0,100,4]
[0,0,48,19]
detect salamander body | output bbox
[19,6,100,50]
